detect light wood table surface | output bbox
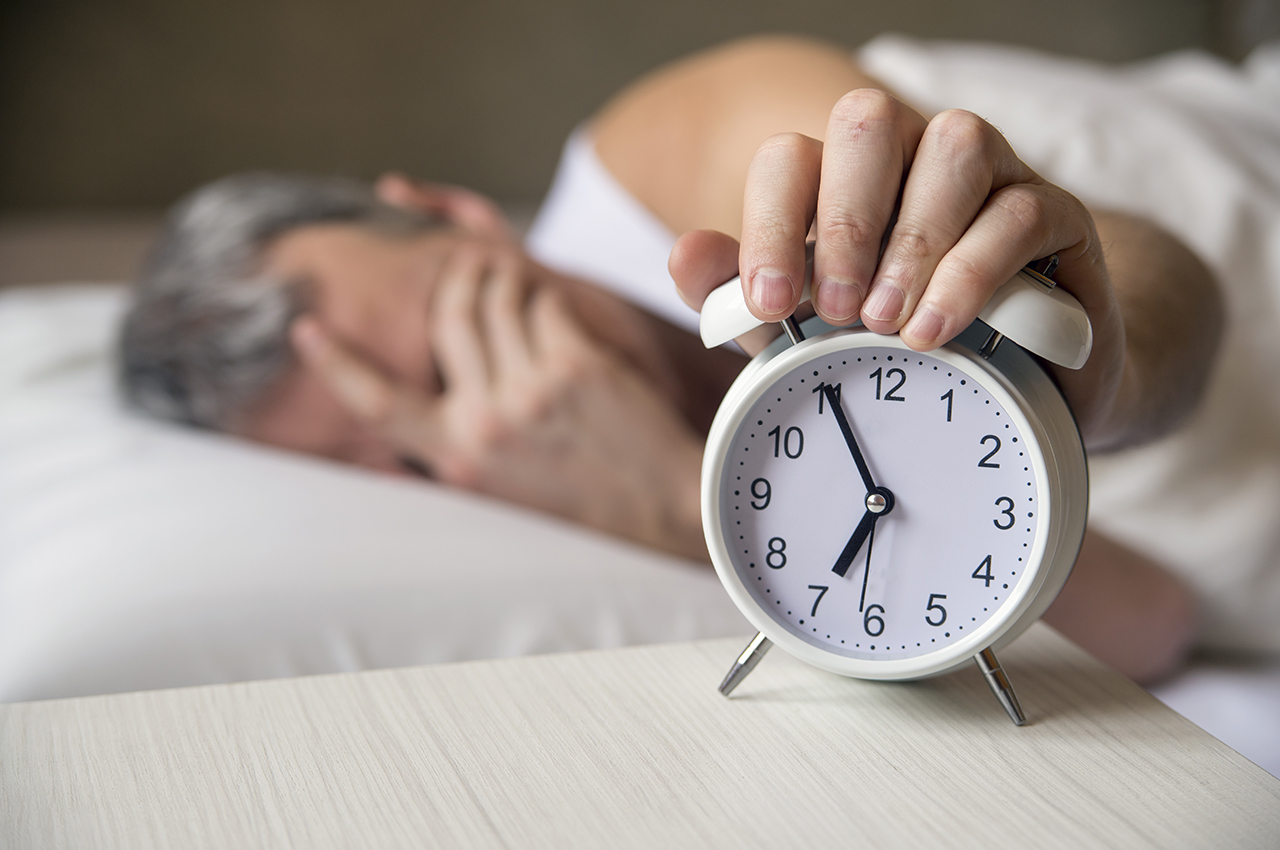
[3,623,1278,849]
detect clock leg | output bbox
[974,648,1027,726]
[718,632,773,697]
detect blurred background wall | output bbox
[8,0,1278,218]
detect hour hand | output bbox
[823,384,876,493]
[832,510,877,578]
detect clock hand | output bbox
[832,488,895,578]
[823,384,877,493]
[832,510,876,579]
[859,521,875,613]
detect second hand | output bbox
[859,522,875,613]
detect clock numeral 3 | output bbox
[972,554,994,587]
[863,604,886,637]
[978,434,1002,468]
[750,478,772,510]
[993,496,1016,530]
[924,593,948,627]
[766,537,788,569]
[768,426,804,459]
[870,367,906,401]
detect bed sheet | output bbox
[0,284,749,702]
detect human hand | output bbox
[375,172,514,241]
[670,90,1126,445]
[290,243,708,561]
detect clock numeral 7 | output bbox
[807,584,829,617]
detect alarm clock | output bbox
[699,248,1091,725]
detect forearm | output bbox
[1079,210,1223,451]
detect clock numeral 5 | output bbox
[925,593,948,627]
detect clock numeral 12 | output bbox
[870,367,906,401]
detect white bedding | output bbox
[0,284,748,703]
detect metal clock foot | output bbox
[719,633,773,696]
[975,648,1026,726]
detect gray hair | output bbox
[119,172,435,428]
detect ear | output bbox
[375,172,513,240]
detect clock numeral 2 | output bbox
[978,434,1001,468]
[768,426,804,459]
[870,367,906,401]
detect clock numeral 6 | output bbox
[766,537,787,569]
[925,593,948,627]
[750,478,771,510]
[863,604,886,637]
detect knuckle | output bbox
[816,210,882,250]
[927,109,996,156]
[755,131,816,161]
[887,220,934,264]
[991,185,1050,234]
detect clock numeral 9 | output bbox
[870,367,906,401]
[766,537,787,569]
[978,434,1002,468]
[993,496,1016,530]
[972,554,994,587]
[749,478,772,510]
[863,604,886,637]
[924,593,948,627]
[768,426,804,459]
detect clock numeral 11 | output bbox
[812,382,841,414]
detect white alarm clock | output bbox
[700,249,1090,725]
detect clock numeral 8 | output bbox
[863,604,886,637]
[766,537,787,569]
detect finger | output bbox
[431,245,491,397]
[375,173,513,239]
[290,317,443,455]
[481,249,536,383]
[669,229,741,311]
[900,182,1093,350]
[528,286,603,374]
[863,109,1035,337]
[812,89,927,324]
[739,132,824,320]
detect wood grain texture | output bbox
[3,624,1278,849]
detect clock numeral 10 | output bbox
[768,426,804,459]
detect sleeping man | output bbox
[121,36,1240,684]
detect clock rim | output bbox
[702,323,1086,680]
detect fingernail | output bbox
[749,269,793,315]
[815,277,861,322]
[904,306,945,345]
[863,283,905,323]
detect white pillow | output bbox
[0,284,748,702]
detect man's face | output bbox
[233,223,475,472]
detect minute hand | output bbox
[823,384,877,492]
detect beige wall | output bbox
[0,0,1215,213]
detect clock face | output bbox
[711,332,1051,676]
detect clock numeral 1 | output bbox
[940,388,953,422]
[863,604,886,637]
[972,554,994,587]
[870,367,906,401]
[924,593,948,627]
[813,381,842,414]
[807,585,829,617]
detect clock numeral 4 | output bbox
[972,554,994,587]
